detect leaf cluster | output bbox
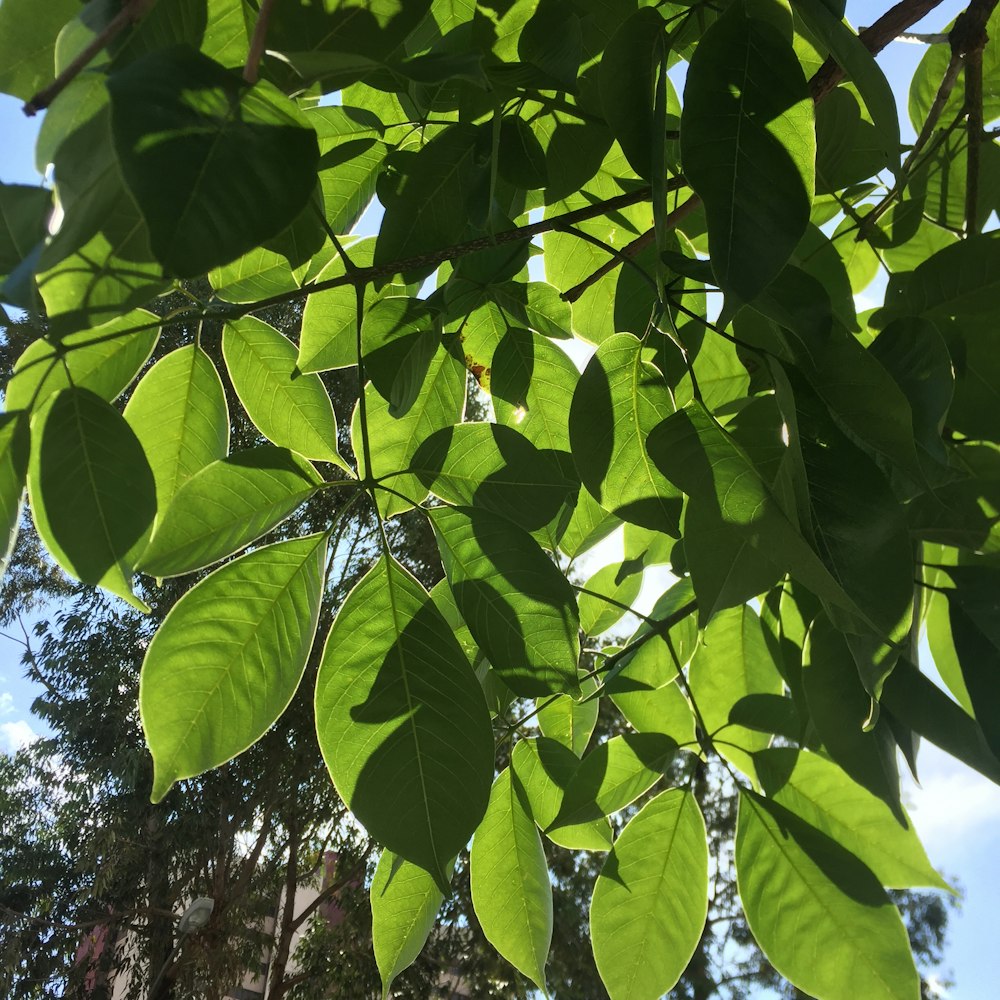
[1,1,997,998]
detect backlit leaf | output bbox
[471,767,552,993]
[138,448,321,578]
[223,317,346,467]
[591,789,708,1000]
[430,506,580,697]
[141,532,326,800]
[315,555,494,888]
[736,790,921,1000]
[27,387,154,609]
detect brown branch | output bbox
[954,0,1000,232]
[565,0,952,302]
[287,843,374,934]
[244,0,278,85]
[23,0,154,116]
[808,0,949,103]
[562,195,701,303]
[221,183,666,314]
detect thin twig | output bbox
[23,0,154,116]
[860,51,964,234]
[565,0,951,302]
[562,195,700,303]
[808,0,949,103]
[244,0,278,85]
[954,0,1000,232]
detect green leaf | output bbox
[689,605,783,781]
[356,344,466,519]
[578,563,643,637]
[756,747,948,890]
[429,506,580,697]
[556,487,621,559]
[371,850,451,1000]
[222,317,346,467]
[881,657,1000,786]
[108,47,319,276]
[736,789,921,1000]
[0,413,29,579]
[909,9,1000,131]
[141,532,326,801]
[0,0,79,101]
[409,422,575,532]
[491,327,578,453]
[942,566,1000,759]
[297,238,411,373]
[310,106,388,234]
[5,311,159,413]
[647,404,862,626]
[0,184,51,281]
[34,106,168,335]
[27,387,155,609]
[868,317,954,475]
[794,0,900,179]
[681,0,814,303]
[123,344,230,513]
[611,670,695,746]
[803,615,901,811]
[374,125,487,271]
[550,732,677,830]
[138,448,321,578]
[470,767,553,994]
[490,281,573,341]
[800,434,914,699]
[599,8,668,180]
[877,232,1000,324]
[569,333,681,535]
[591,789,708,1000]
[510,738,612,851]
[315,555,494,889]
[536,676,600,758]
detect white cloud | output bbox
[0,692,13,716]
[903,745,1000,859]
[0,719,37,753]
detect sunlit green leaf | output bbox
[315,555,494,889]
[591,789,708,1000]
[138,447,322,578]
[471,767,552,993]
[124,343,230,514]
[27,387,154,609]
[511,737,612,851]
[550,733,677,830]
[223,317,346,468]
[430,505,580,697]
[689,605,783,781]
[736,789,921,1000]
[141,532,326,801]
[371,851,452,1000]
[6,310,159,413]
[570,333,681,535]
[756,747,948,890]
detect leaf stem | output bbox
[243,0,278,85]
[23,0,155,116]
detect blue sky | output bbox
[1,1,997,996]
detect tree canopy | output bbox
[1,0,998,997]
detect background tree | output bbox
[0,1,996,999]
